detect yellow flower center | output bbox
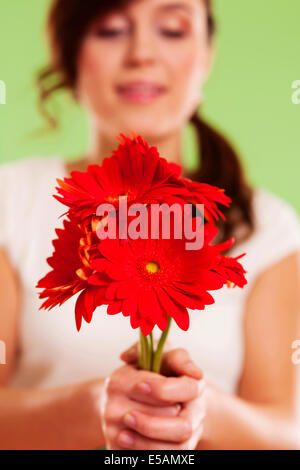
[145,261,160,274]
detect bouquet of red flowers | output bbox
[37,132,247,373]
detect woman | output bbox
[0,0,300,450]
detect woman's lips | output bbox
[116,81,167,103]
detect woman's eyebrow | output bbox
[157,2,193,15]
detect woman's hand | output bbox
[121,343,203,379]
[100,345,206,450]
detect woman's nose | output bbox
[125,25,158,67]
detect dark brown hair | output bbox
[37,0,254,246]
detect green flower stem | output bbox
[139,330,152,370]
[149,332,154,370]
[152,317,172,374]
[139,330,146,369]
[144,334,151,370]
[139,319,172,372]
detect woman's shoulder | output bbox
[0,155,66,251]
[238,186,300,284]
[252,186,300,244]
[0,156,66,209]
[0,155,65,183]
[253,186,300,224]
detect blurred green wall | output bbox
[0,0,299,212]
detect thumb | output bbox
[120,339,171,365]
[160,348,203,379]
[120,343,139,364]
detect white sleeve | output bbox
[0,161,11,249]
[244,188,300,286]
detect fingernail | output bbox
[138,382,151,394]
[175,403,182,414]
[174,403,182,416]
[119,431,134,447]
[185,361,202,375]
[121,349,134,361]
[124,412,136,427]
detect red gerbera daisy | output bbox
[36,217,108,331]
[54,132,231,223]
[86,220,247,336]
[37,131,248,373]
[37,213,247,336]
[182,179,231,221]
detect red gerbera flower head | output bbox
[37,211,247,336]
[37,132,248,336]
[54,131,188,220]
[54,132,231,224]
[36,217,108,331]
[87,218,247,336]
[181,179,232,221]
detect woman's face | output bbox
[76,0,213,139]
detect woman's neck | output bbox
[65,128,186,175]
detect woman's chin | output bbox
[110,114,176,139]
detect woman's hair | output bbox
[37,0,254,246]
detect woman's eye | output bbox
[94,28,187,39]
[95,28,128,38]
[161,30,187,39]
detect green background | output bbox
[0,0,299,212]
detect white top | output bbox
[0,156,300,393]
